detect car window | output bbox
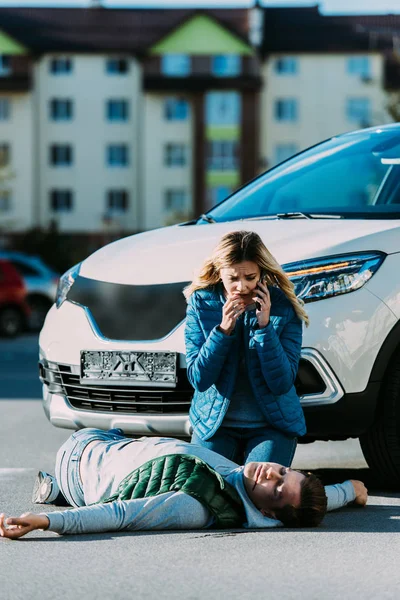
[205,129,400,221]
[266,153,387,213]
[11,260,38,277]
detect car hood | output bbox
[80,219,400,285]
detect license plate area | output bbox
[80,350,177,387]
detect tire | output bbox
[0,307,24,337]
[360,349,400,490]
[28,296,51,331]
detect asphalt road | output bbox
[1,335,400,600]
[0,334,42,399]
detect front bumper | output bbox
[42,385,192,436]
[39,345,344,436]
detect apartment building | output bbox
[0,5,399,235]
[0,6,258,233]
[259,7,395,168]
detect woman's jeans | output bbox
[55,427,125,507]
[191,425,297,466]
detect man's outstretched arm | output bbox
[0,492,211,539]
[325,479,368,512]
[0,512,49,540]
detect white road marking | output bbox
[0,468,35,477]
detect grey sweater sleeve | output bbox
[325,481,356,512]
[44,492,211,535]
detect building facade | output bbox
[0,5,399,235]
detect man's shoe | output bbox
[32,471,59,504]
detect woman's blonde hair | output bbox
[183,230,309,326]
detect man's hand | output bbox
[349,480,368,506]
[0,512,49,540]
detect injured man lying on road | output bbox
[0,428,368,540]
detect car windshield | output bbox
[200,128,400,222]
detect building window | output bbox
[164,97,189,121]
[274,98,298,122]
[49,57,73,75]
[49,99,73,121]
[207,141,239,171]
[212,55,241,77]
[0,55,11,76]
[346,97,371,125]
[106,99,129,121]
[274,143,299,166]
[165,189,187,212]
[107,190,129,212]
[107,144,129,166]
[205,92,241,126]
[347,56,370,78]
[164,143,187,167]
[275,57,298,75]
[0,190,11,212]
[161,54,191,77]
[50,189,73,212]
[0,143,10,167]
[49,144,73,166]
[0,98,10,120]
[106,58,129,74]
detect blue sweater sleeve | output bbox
[252,309,302,395]
[185,294,236,392]
[45,492,211,534]
[325,481,356,511]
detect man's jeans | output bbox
[55,428,125,507]
[191,425,297,466]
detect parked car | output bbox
[0,259,30,337]
[0,252,59,330]
[39,124,400,486]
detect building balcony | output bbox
[0,56,33,92]
[143,55,262,92]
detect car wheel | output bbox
[0,307,24,337]
[28,296,51,331]
[360,349,400,490]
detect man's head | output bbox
[243,462,327,527]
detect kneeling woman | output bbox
[184,230,309,466]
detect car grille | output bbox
[39,358,326,414]
[66,276,190,341]
[40,362,193,414]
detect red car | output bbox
[0,259,30,337]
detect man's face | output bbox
[243,462,305,518]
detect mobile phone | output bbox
[255,270,265,311]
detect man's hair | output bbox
[274,472,327,528]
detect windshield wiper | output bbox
[276,212,344,220]
[276,212,312,220]
[199,214,217,224]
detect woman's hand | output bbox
[219,295,246,336]
[0,512,49,540]
[253,281,271,328]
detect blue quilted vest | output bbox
[184,284,306,441]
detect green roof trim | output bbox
[0,30,28,54]
[150,14,253,56]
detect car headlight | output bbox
[55,263,81,308]
[283,252,386,303]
